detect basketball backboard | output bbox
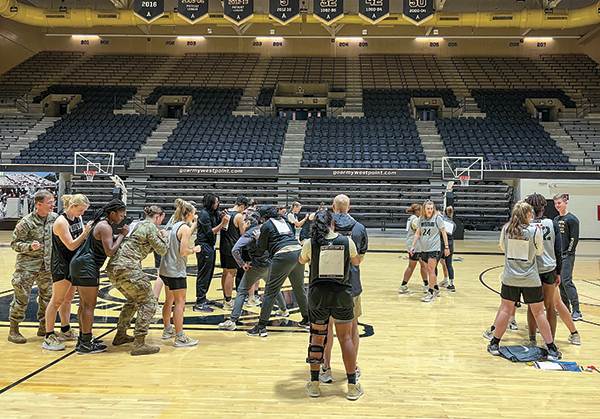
[441,157,484,182]
[74,152,115,177]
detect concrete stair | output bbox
[342,59,364,116]
[130,118,179,167]
[416,121,446,167]
[540,121,592,170]
[235,59,271,116]
[1,116,59,163]
[279,120,307,175]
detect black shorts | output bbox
[308,283,354,323]
[154,252,162,269]
[162,275,187,291]
[421,251,440,263]
[408,251,421,261]
[500,284,544,304]
[220,252,239,270]
[52,276,72,284]
[72,276,100,287]
[540,270,558,285]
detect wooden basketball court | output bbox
[0,230,599,418]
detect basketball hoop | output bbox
[84,170,96,182]
[459,175,470,186]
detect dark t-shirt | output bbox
[554,212,579,255]
[195,208,218,246]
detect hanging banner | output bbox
[358,0,389,24]
[313,0,344,26]
[402,0,435,26]
[223,0,254,25]
[177,0,209,24]
[134,0,165,23]
[269,0,300,25]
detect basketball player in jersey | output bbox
[299,210,363,400]
[43,194,92,351]
[220,196,249,310]
[398,204,428,294]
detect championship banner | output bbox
[223,0,254,25]
[313,0,344,26]
[402,0,435,26]
[269,0,300,25]
[358,0,389,24]
[177,0,209,24]
[134,0,165,23]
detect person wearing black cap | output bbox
[247,205,309,337]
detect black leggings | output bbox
[435,242,454,280]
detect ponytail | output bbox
[144,205,165,219]
[173,198,195,223]
[310,210,333,246]
[505,201,533,239]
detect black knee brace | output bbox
[306,322,328,364]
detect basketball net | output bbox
[459,175,470,186]
[84,170,96,182]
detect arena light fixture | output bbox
[415,37,444,40]
[71,35,99,38]
[524,37,553,40]
[335,37,363,40]
[256,37,284,41]
[176,36,205,40]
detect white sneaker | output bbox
[319,367,333,383]
[398,284,413,294]
[275,308,290,317]
[42,334,66,351]
[421,292,435,302]
[434,288,442,297]
[219,319,237,331]
[223,299,234,311]
[245,295,261,307]
[439,278,449,287]
[508,319,519,330]
[162,325,175,339]
[174,332,198,347]
[422,283,429,293]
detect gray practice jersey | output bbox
[499,223,544,287]
[418,214,445,252]
[159,221,188,278]
[532,217,562,274]
[406,214,420,252]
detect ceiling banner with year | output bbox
[134,0,165,23]
[223,0,255,25]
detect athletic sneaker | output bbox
[398,285,413,294]
[162,325,175,339]
[174,333,198,347]
[547,347,562,361]
[522,339,537,347]
[568,332,581,345]
[306,381,320,397]
[298,318,311,330]
[356,365,361,378]
[57,328,78,342]
[319,367,333,383]
[434,288,442,297]
[421,292,435,302]
[223,300,234,311]
[439,278,449,287]
[245,295,261,307]
[347,382,364,401]
[219,319,237,331]
[247,325,267,337]
[193,302,214,313]
[75,337,105,352]
[42,334,66,351]
[483,327,494,340]
[571,311,583,321]
[487,342,500,356]
[275,308,290,317]
[77,339,107,355]
[422,283,429,293]
[446,284,456,292]
[508,319,519,330]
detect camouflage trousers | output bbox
[9,269,52,324]
[108,268,158,338]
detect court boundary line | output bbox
[0,327,116,395]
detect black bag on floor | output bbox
[499,345,548,362]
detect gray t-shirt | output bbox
[406,214,420,252]
[159,221,188,278]
[499,223,544,287]
[534,218,557,274]
[418,214,445,252]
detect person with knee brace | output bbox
[298,209,363,401]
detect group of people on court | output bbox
[6,189,368,400]
[398,201,457,301]
[484,193,582,360]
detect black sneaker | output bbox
[487,342,500,356]
[207,299,224,309]
[547,347,562,361]
[247,325,267,337]
[193,303,214,312]
[298,318,310,330]
[446,285,456,292]
[77,339,107,355]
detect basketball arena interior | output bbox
[1,0,600,417]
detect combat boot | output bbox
[112,329,135,346]
[131,336,160,356]
[37,319,46,337]
[8,321,27,344]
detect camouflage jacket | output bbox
[11,211,59,272]
[107,219,168,272]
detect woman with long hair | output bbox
[409,200,450,302]
[398,203,429,294]
[439,206,457,292]
[70,199,128,354]
[487,201,561,360]
[107,205,169,355]
[160,199,201,347]
[42,194,92,351]
[299,210,363,400]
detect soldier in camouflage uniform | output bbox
[8,190,58,344]
[106,205,168,356]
